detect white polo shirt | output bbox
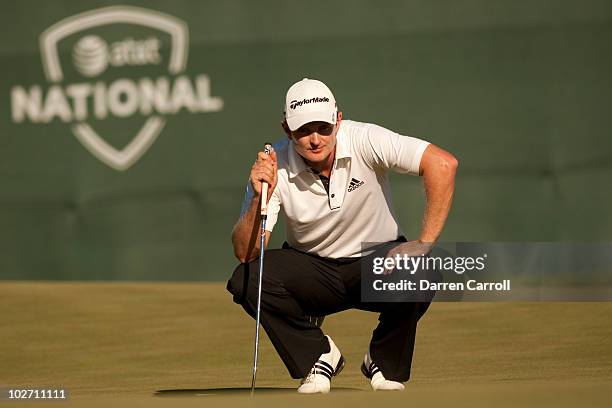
[240,120,430,259]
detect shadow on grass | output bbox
[155,387,362,397]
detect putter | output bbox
[251,142,273,395]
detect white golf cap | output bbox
[284,78,337,131]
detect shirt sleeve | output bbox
[357,123,430,175]
[239,181,281,233]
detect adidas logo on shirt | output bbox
[348,178,365,192]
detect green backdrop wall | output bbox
[1,0,611,280]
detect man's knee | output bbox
[226,259,282,306]
[226,249,301,311]
[227,262,252,305]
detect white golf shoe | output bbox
[297,335,345,394]
[361,353,405,391]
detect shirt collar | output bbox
[335,124,351,160]
[287,124,352,179]
[288,140,310,179]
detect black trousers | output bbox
[226,243,432,382]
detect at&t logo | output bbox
[10,5,223,171]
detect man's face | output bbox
[284,112,342,165]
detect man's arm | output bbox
[231,198,272,263]
[358,125,458,242]
[382,143,457,274]
[231,150,278,263]
[417,144,458,243]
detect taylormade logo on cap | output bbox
[289,96,330,110]
[284,78,337,131]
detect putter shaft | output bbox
[251,143,272,395]
[251,215,266,394]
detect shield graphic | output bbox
[39,5,189,171]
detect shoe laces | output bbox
[302,366,317,384]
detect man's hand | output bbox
[383,240,434,275]
[232,147,277,263]
[250,149,278,200]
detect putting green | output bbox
[1,282,611,407]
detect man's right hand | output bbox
[250,148,278,200]
[232,148,277,262]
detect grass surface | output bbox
[1,282,611,407]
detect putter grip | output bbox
[260,143,273,216]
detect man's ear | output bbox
[281,120,292,139]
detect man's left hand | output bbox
[383,240,434,275]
